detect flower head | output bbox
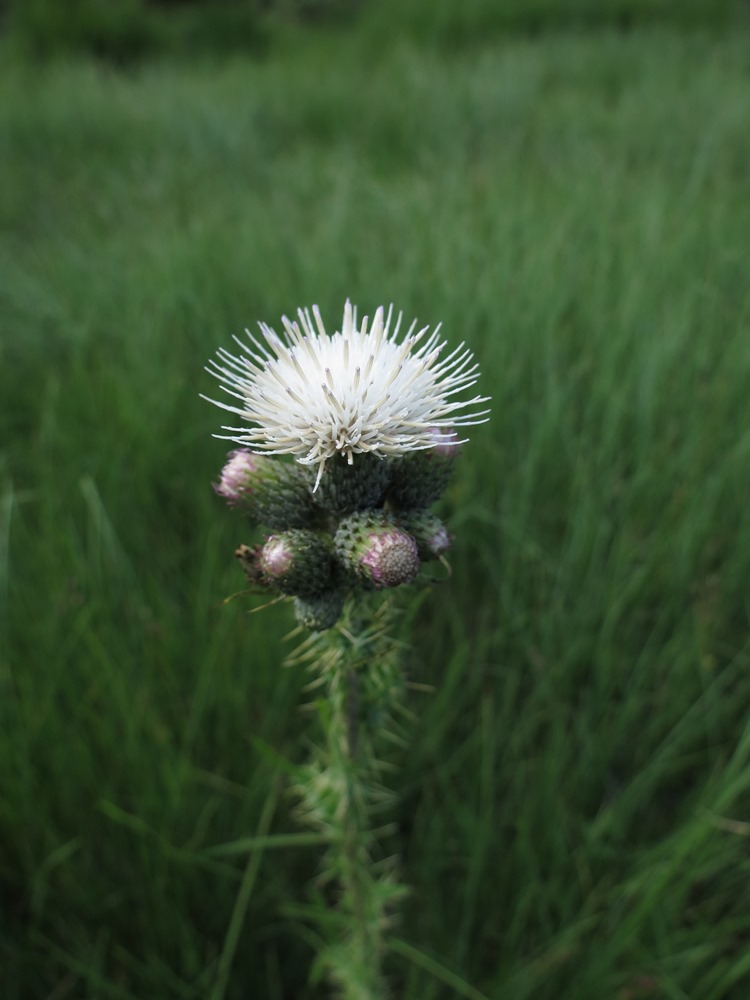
[204,300,489,489]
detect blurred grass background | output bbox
[2,0,750,997]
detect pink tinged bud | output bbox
[256,530,332,597]
[425,523,451,556]
[214,449,261,503]
[258,536,293,578]
[360,529,420,588]
[334,512,420,590]
[398,511,452,561]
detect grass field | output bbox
[3,10,750,999]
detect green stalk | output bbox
[290,598,407,999]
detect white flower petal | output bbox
[203,300,490,485]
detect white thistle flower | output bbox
[204,300,490,489]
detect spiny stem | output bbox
[346,668,359,758]
[292,599,405,999]
[333,663,384,998]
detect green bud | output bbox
[386,441,459,510]
[312,453,391,516]
[397,511,451,561]
[294,588,346,631]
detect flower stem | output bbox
[291,598,406,999]
[346,668,359,758]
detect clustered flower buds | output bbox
[222,444,456,629]
[207,301,489,630]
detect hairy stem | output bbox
[290,598,406,999]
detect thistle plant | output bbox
[205,301,489,998]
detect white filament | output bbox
[203,300,490,489]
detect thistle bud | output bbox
[312,453,391,516]
[258,530,332,598]
[215,450,261,504]
[214,450,316,530]
[397,511,451,561]
[386,431,460,510]
[334,511,420,589]
[294,588,346,631]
